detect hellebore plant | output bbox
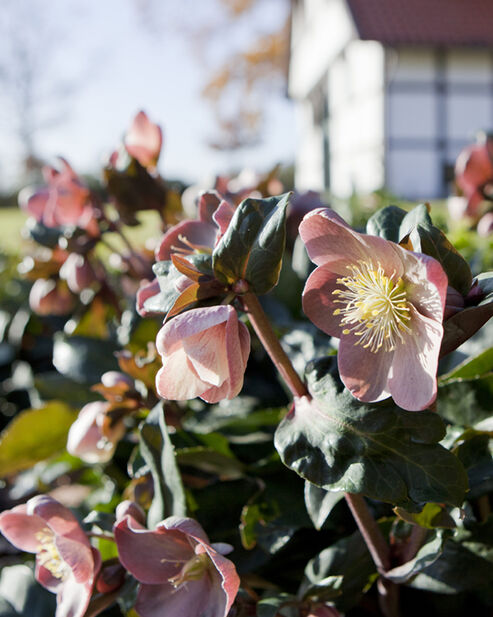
[155,305,250,403]
[299,208,448,411]
[114,512,240,617]
[0,496,101,617]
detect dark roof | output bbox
[346,0,493,46]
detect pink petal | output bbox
[399,251,447,321]
[159,517,210,544]
[18,187,49,222]
[302,265,347,338]
[184,323,229,387]
[155,220,217,261]
[54,572,93,617]
[124,111,163,168]
[55,535,94,583]
[136,278,161,317]
[338,335,393,403]
[299,209,404,276]
[155,348,209,400]
[197,191,222,225]
[212,200,236,240]
[114,517,193,584]
[387,306,443,411]
[136,576,213,617]
[200,544,240,617]
[0,506,46,553]
[67,402,113,464]
[28,495,90,548]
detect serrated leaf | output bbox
[274,360,468,511]
[213,193,291,294]
[304,482,344,530]
[139,402,186,527]
[0,401,76,477]
[366,205,407,242]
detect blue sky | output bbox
[0,0,296,189]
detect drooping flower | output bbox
[66,401,126,464]
[155,305,250,403]
[124,111,163,169]
[19,158,99,235]
[300,208,448,411]
[0,495,101,617]
[114,512,240,617]
[454,136,493,218]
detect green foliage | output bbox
[213,193,291,294]
[0,401,76,477]
[274,359,468,511]
[139,402,187,527]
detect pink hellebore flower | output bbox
[124,111,163,169]
[300,208,448,411]
[67,401,125,464]
[156,305,250,403]
[455,141,493,217]
[114,513,240,617]
[0,495,101,617]
[19,158,99,235]
[59,253,98,294]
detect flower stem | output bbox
[344,493,391,573]
[241,291,308,399]
[241,291,393,587]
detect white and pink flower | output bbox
[299,208,448,411]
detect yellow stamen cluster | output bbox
[168,553,210,589]
[35,530,70,580]
[332,261,411,352]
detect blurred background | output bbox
[2,0,493,232]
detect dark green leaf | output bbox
[141,260,181,315]
[440,347,493,381]
[304,482,344,530]
[139,402,186,527]
[23,218,62,248]
[394,503,456,529]
[366,205,407,242]
[300,529,375,612]
[0,401,76,477]
[274,360,468,510]
[385,529,449,583]
[408,222,472,296]
[256,592,297,617]
[410,516,493,593]
[176,447,245,479]
[52,334,120,384]
[441,272,493,356]
[0,565,56,617]
[33,372,101,407]
[398,203,433,239]
[438,376,493,426]
[213,193,291,294]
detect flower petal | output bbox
[28,496,90,548]
[388,306,443,411]
[338,335,393,403]
[302,265,346,338]
[155,220,217,261]
[54,572,93,617]
[136,576,213,617]
[0,506,46,553]
[114,517,193,584]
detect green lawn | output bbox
[0,207,164,257]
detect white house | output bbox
[288,0,493,200]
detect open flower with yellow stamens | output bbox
[0,495,101,617]
[114,510,240,617]
[299,208,448,411]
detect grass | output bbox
[0,207,164,257]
